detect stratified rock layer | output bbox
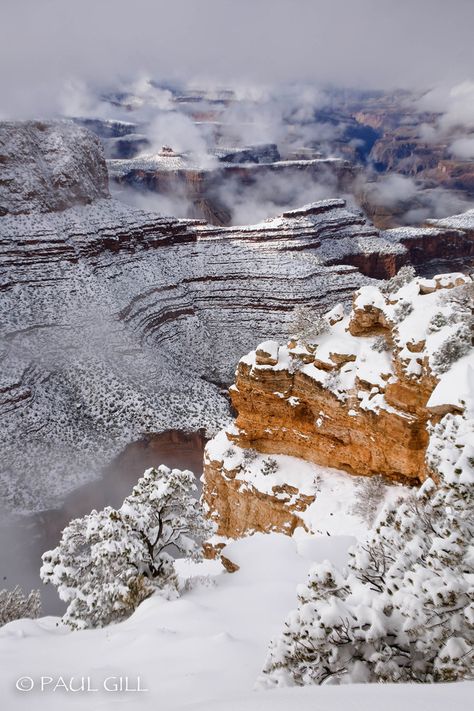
[384,211,474,274]
[203,273,473,538]
[0,121,405,512]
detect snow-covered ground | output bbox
[205,430,409,536]
[0,532,470,710]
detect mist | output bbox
[2,0,474,118]
[219,169,341,225]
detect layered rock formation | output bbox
[203,272,474,539]
[385,210,474,274]
[0,121,109,215]
[0,120,405,513]
[368,128,474,198]
[72,118,150,159]
[74,85,474,234]
[109,151,357,226]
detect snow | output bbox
[351,275,474,404]
[298,330,395,411]
[108,150,207,175]
[428,208,474,230]
[205,431,410,536]
[353,285,387,310]
[0,532,470,710]
[1,184,388,513]
[256,340,279,361]
[241,275,474,456]
[427,357,474,411]
[325,302,344,323]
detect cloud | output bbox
[219,168,341,225]
[417,81,474,140]
[450,137,474,160]
[146,112,217,169]
[1,0,474,118]
[110,183,192,220]
[367,174,419,209]
[401,188,472,224]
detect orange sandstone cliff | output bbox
[202,272,473,540]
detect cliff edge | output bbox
[202,271,474,539]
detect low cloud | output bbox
[366,174,419,209]
[146,112,217,169]
[110,183,192,220]
[2,1,474,118]
[219,169,340,225]
[416,81,474,149]
[450,137,474,160]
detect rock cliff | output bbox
[384,210,474,273]
[0,121,109,215]
[109,153,357,226]
[0,120,404,513]
[202,272,474,539]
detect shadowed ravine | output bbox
[0,430,206,615]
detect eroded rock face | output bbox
[0,121,109,215]
[0,121,406,513]
[202,273,473,538]
[2,119,471,514]
[203,454,311,539]
[384,212,474,274]
[109,155,357,226]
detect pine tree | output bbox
[41,465,214,629]
[259,413,474,686]
[351,475,387,527]
[0,586,41,626]
[290,305,328,344]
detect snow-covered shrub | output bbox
[260,450,473,686]
[392,299,413,323]
[350,475,387,526]
[0,586,41,626]
[431,324,471,374]
[440,280,474,312]
[261,457,279,476]
[382,265,416,294]
[291,305,328,343]
[41,465,214,629]
[427,311,449,333]
[242,448,258,465]
[371,336,389,353]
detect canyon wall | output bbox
[384,211,474,274]
[109,154,357,226]
[0,120,403,513]
[202,272,473,539]
[0,121,109,215]
[2,120,472,514]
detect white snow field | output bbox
[1,530,471,710]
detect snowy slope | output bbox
[0,533,470,710]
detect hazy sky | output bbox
[1,0,474,116]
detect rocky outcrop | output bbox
[368,130,474,198]
[0,121,109,215]
[202,273,473,538]
[384,210,474,273]
[203,445,312,539]
[109,154,357,226]
[0,120,406,513]
[216,143,281,164]
[72,118,150,159]
[368,128,443,176]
